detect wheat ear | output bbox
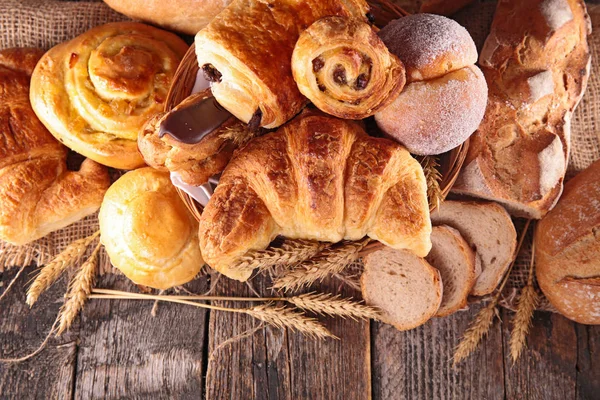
[509,237,539,363]
[421,155,443,210]
[272,238,371,291]
[56,241,101,335]
[285,292,380,321]
[235,239,327,275]
[453,220,532,366]
[26,231,99,307]
[246,303,336,339]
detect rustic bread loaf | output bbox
[452,0,592,218]
[535,159,600,325]
[430,201,517,296]
[362,247,442,331]
[426,225,477,317]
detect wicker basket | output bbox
[166,0,470,254]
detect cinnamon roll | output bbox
[30,22,188,169]
[195,0,369,129]
[292,17,406,119]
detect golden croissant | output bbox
[199,110,432,281]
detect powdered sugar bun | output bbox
[375,65,487,155]
[378,14,477,82]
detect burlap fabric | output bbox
[0,1,599,311]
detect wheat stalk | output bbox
[272,238,370,292]
[56,242,101,335]
[26,231,99,307]
[235,239,328,275]
[285,292,379,321]
[452,301,498,366]
[246,303,336,339]
[421,156,443,210]
[509,236,539,363]
[453,219,532,366]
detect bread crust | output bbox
[535,159,600,324]
[453,0,592,219]
[30,22,188,169]
[0,48,110,245]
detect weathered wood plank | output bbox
[0,266,78,399]
[502,309,577,400]
[372,304,505,400]
[73,274,208,400]
[205,274,370,400]
[575,323,600,400]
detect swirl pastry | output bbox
[99,168,203,290]
[199,110,431,281]
[0,48,110,246]
[195,0,369,129]
[30,22,188,169]
[292,17,406,119]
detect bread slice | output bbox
[426,226,477,317]
[361,248,442,331]
[430,201,516,296]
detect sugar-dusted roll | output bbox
[374,14,487,155]
[31,22,188,169]
[99,168,203,289]
[292,16,406,119]
[195,0,369,129]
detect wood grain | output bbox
[205,274,370,400]
[73,274,209,400]
[0,266,77,399]
[371,304,505,400]
[575,323,600,400]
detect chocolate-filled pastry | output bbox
[199,109,431,281]
[292,17,406,119]
[195,0,369,129]
[30,22,188,169]
[139,89,259,186]
[0,48,110,246]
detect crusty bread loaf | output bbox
[426,225,477,317]
[430,201,517,296]
[535,159,600,325]
[362,247,442,331]
[452,0,591,219]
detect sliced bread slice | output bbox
[430,200,517,296]
[361,248,442,331]
[426,225,477,317]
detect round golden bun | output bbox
[375,65,487,155]
[378,14,478,82]
[103,0,232,35]
[99,168,203,289]
[30,22,188,170]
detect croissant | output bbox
[199,110,432,281]
[292,16,406,119]
[0,48,110,246]
[30,22,188,169]
[195,0,369,129]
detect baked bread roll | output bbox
[430,201,517,296]
[374,14,487,155]
[30,22,188,170]
[99,168,203,290]
[535,159,600,325]
[426,225,478,317]
[103,0,232,35]
[291,16,405,119]
[361,247,442,331]
[199,110,431,281]
[0,48,110,246]
[195,0,369,129]
[139,89,257,186]
[452,0,591,218]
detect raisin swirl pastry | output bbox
[30,22,188,169]
[292,17,406,119]
[195,0,369,129]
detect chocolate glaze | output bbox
[158,96,232,145]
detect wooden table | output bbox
[0,265,598,399]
